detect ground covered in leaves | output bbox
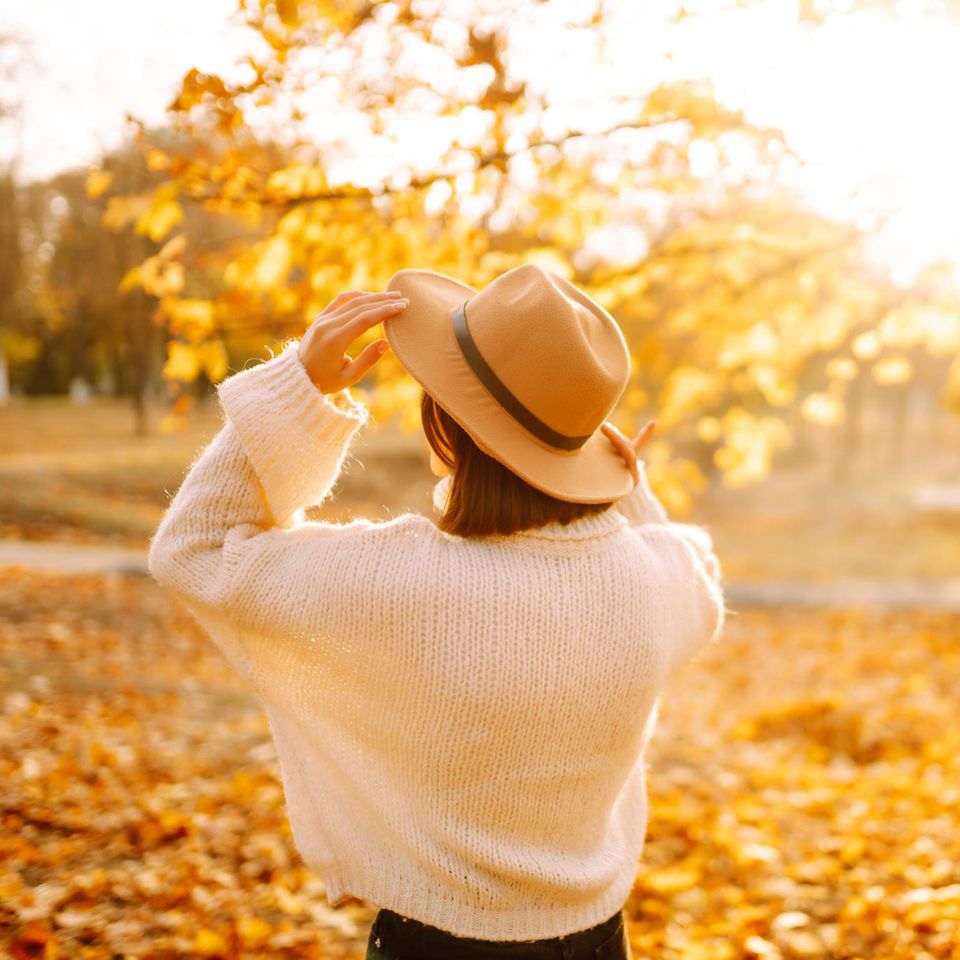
[1,570,958,959]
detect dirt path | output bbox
[0,539,150,576]
[726,577,960,610]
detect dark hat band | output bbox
[451,301,592,452]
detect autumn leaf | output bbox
[2,566,957,958]
[85,167,113,200]
[162,341,202,382]
[135,182,184,242]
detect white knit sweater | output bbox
[147,342,726,941]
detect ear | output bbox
[428,447,451,478]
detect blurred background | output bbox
[1,2,958,959]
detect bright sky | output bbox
[1,0,957,284]
[0,0,250,179]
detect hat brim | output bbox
[384,268,635,504]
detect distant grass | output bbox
[698,471,960,582]
[0,399,222,544]
[0,398,434,546]
[2,397,960,581]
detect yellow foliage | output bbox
[878,304,960,356]
[161,340,229,383]
[266,164,331,202]
[140,200,184,243]
[163,341,201,382]
[643,78,723,126]
[519,248,574,278]
[162,298,217,343]
[101,193,152,232]
[85,167,114,199]
[0,329,42,362]
[800,392,844,425]
[118,266,142,293]
[660,367,724,426]
[146,148,170,171]
[365,373,425,434]
[135,183,184,242]
[201,340,229,382]
[871,354,912,385]
[697,416,722,443]
[643,442,707,515]
[717,322,779,369]
[851,330,882,360]
[120,0,957,502]
[252,236,292,290]
[713,407,791,487]
[157,234,188,261]
[119,236,186,297]
[750,363,795,407]
[825,356,858,381]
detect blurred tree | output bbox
[0,33,29,405]
[105,0,960,508]
[10,122,273,432]
[0,170,22,405]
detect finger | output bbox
[631,420,657,451]
[337,339,390,386]
[600,422,630,455]
[600,422,638,474]
[326,291,404,322]
[339,298,409,339]
[600,421,628,445]
[320,290,368,315]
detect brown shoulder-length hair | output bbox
[420,390,615,538]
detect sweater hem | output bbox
[321,863,639,942]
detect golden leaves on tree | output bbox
[99,1,960,499]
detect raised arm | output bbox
[146,343,373,640]
[148,289,408,644]
[614,460,726,673]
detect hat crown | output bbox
[461,264,630,441]
[383,262,637,502]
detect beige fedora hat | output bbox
[383,263,635,504]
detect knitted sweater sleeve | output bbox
[147,342,373,674]
[614,462,726,672]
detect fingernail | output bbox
[388,290,404,296]
[378,342,389,354]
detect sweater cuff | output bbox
[217,342,370,523]
[615,461,670,525]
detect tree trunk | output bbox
[834,369,864,481]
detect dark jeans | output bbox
[365,907,630,960]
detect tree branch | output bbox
[183,113,788,211]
